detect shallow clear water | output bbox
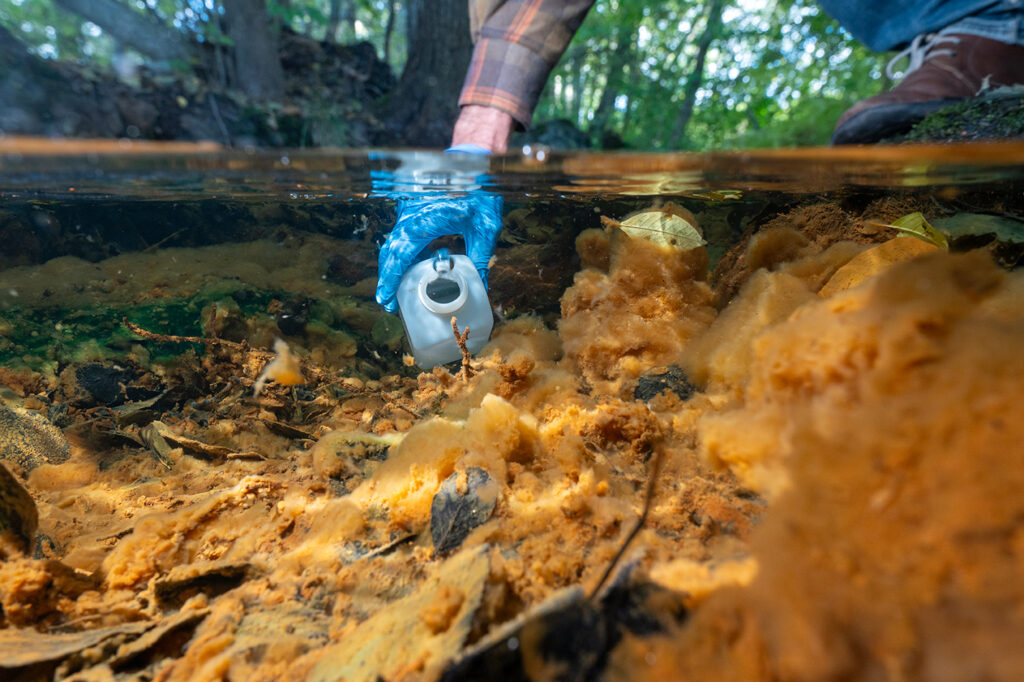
[2,139,1024,680]
[1,138,1022,373]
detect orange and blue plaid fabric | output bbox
[460,0,595,129]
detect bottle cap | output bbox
[418,249,468,314]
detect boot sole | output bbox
[831,98,965,145]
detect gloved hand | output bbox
[375,144,502,313]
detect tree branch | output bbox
[669,0,725,149]
[53,0,193,63]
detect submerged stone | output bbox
[634,365,695,402]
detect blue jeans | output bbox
[819,0,1024,50]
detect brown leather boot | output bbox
[832,33,1024,145]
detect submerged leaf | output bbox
[886,212,949,250]
[618,207,705,251]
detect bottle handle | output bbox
[432,248,454,275]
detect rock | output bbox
[74,364,133,406]
[200,297,249,342]
[431,467,499,555]
[510,118,591,149]
[275,296,311,336]
[0,462,38,558]
[0,404,71,471]
[634,366,695,402]
[326,249,378,286]
[370,313,404,351]
[59,364,162,408]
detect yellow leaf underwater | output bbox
[617,204,705,251]
[885,212,949,250]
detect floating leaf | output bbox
[886,212,949,250]
[618,206,705,251]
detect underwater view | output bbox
[1,139,1024,681]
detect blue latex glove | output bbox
[375,145,502,313]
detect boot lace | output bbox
[886,31,961,80]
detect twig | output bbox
[123,317,252,352]
[207,301,219,340]
[209,92,232,147]
[451,317,473,381]
[588,444,666,599]
[142,228,185,254]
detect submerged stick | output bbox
[450,317,473,381]
[588,443,667,599]
[123,317,251,352]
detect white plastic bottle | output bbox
[396,249,494,368]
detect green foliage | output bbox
[0,0,115,63]
[0,0,893,150]
[535,0,890,150]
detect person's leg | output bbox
[819,0,1024,51]
[823,0,1024,144]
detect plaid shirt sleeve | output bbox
[459,0,596,129]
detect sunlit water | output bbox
[2,139,1022,374]
[2,139,1024,680]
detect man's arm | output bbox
[452,105,516,152]
[453,0,596,151]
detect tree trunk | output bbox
[589,26,635,144]
[327,0,357,43]
[383,0,397,64]
[53,0,192,63]
[569,48,586,126]
[382,0,472,147]
[221,0,286,101]
[327,0,342,40]
[669,0,725,149]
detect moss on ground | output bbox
[890,91,1024,143]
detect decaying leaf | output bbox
[884,212,949,250]
[309,544,491,682]
[104,607,210,671]
[150,421,236,459]
[615,203,705,251]
[260,417,314,440]
[431,467,499,555]
[0,622,152,670]
[154,561,252,608]
[139,422,176,469]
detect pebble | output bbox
[633,366,695,402]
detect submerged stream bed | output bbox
[1,139,1023,681]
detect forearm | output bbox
[457,0,595,138]
[452,105,515,152]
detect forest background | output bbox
[0,0,889,150]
